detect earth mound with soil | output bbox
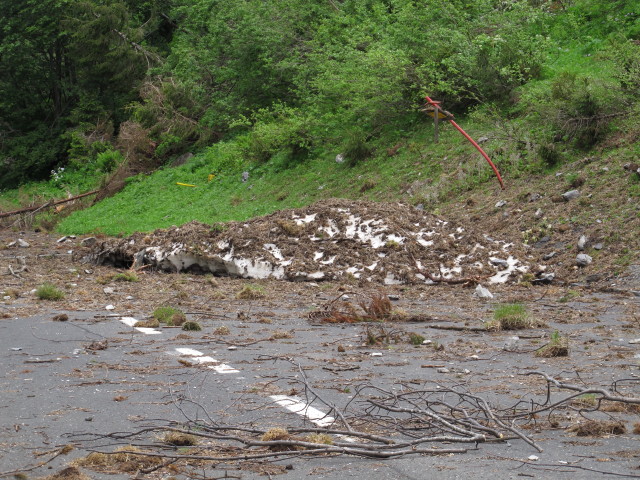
[89,199,548,285]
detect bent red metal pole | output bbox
[425,95,505,190]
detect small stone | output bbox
[577,235,587,251]
[103,287,115,294]
[437,368,450,373]
[241,171,249,182]
[17,239,30,248]
[57,236,68,243]
[495,200,507,208]
[477,136,489,144]
[126,295,134,300]
[529,193,541,202]
[576,254,592,267]
[335,153,345,163]
[228,345,238,350]
[105,304,115,310]
[534,208,543,218]
[81,237,97,247]
[387,294,400,301]
[489,257,509,268]
[337,345,346,352]
[543,251,557,260]
[528,455,539,461]
[370,352,382,357]
[562,189,580,201]
[534,273,555,285]
[593,243,603,250]
[475,285,494,299]
[469,355,479,360]
[423,339,432,345]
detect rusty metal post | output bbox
[433,101,441,144]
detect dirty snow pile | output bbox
[90,199,543,284]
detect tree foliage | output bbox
[1,0,637,190]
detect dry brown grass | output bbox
[162,431,198,446]
[73,445,163,472]
[136,318,160,328]
[567,420,626,437]
[236,285,265,300]
[41,466,90,480]
[270,330,293,340]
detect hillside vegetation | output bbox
[1,0,639,244]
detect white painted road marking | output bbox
[211,364,239,374]
[171,348,239,373]
[115,319,340,433]
[270,395,335,427]
[119,316,162,335]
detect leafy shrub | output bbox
[240,105,312,164]
[343,130,374,167]
[547,73,616,148]
[538,143,562,167]
[96,150,124,173]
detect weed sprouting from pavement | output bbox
[36,283,65,301]
[162,431,198,446]
[236,284,265,299]
[487,303,543,331]
[153,306,183,325]
[181,321,201,331]
[112,272,139,282]
[536,330,569,357]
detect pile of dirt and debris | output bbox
[88,199,549,284]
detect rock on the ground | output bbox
[81,237,97,247]
[562,189,580,201]
[576,254,593,267]
[475,284,494,299]
[577,235,587,251]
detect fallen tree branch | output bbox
[0,190,99,219]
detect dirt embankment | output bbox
[88,199,553,286]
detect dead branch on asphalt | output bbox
[506,371,640,421]
[63,366,640,476]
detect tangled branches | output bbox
[63,365,640,477]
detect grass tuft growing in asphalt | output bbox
[36,283,65,301]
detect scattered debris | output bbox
[88,199,535,285]
[86,340,108,351]
[567,420,626,437]
[52,313,69,322]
